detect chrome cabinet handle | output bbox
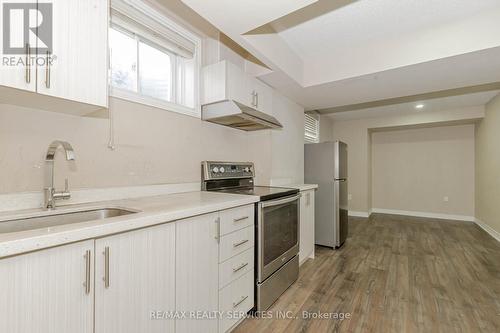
[45,50,51,88]
[233,239,249,248]
[25,43,31,83]
[215,217,221,243]
[233,216,249,223]
[232,262,249,273]
[233,295,248,308]
[103,247,110,288]
[251,90,257,107]
[83,250,91,295]
[255,92,259,108]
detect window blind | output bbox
[111,0,196,59]
[304,113,320,143]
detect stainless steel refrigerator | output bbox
[304,141,348,248]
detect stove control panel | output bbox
[202,161,254,180]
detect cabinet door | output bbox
[226,61,254,108]
[36,0,108,107]
[95,223,176,333]
[0,240,94,333]
[299,190,315,264]
[253,79,273,115]
[0,0,36,92]
[176,213,219,333]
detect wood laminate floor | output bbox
[234,213,500,333]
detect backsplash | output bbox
[0,91,304,195]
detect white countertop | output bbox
[0,191,259,258]
[277,183,318,192]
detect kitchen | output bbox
[1,0,500,332]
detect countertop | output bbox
[0,191,259,258]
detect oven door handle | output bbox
[261,194,300,208]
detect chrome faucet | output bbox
[44,140,76,210]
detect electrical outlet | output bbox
[443,196,449,202]
[348,194,352,201]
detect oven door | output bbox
[258,194,300,282]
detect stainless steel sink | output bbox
[0,208,138,234]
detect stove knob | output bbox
[212,167,219,173]
[219,167,225,173]
[244,167,250,172]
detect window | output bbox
[304,113,320,143]
[109,0,201,117]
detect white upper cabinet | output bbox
[36,0,108,107]
[0,0,108,112]
[252,78,273,115]
[0,240,94,333]
[202,60,273,115]
[94,223,176,333]
[0,0,36,92]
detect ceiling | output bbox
[326,90,499,121]
[279,0,500,62]
[180,0,500,115]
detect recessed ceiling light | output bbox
[415,104,425,110]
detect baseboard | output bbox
[348,211,370,218]
[370,208,474,222]
[474,218,500,242]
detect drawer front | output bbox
[219,205,254,236]
[219,247,254,289]
[219,270,254,333]
[219,226,254,263]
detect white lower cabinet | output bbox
[94,223,176,333]
[219,225,255,263]
[299,189,316,264]
[0,204,256,333]
[176,206,255,333]
[0,240,94,333]
[176,213,220,333]
[219,271,254,333]
[219,247,254,289]
[218,206,255,333]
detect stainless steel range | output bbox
[202,161,300,311]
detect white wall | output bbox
[330,106,484,213]
[475,93,500,235]
[372,125,475,217]
[270,92,305,185]
[319,114,334,142]
[0,91,304,194]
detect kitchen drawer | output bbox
[219,247,254,289]
[219,205,254,236]
[219,226,254,263]
[219,270,254,333]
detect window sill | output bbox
[110,87,201,118]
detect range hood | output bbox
[202,100,283,131]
